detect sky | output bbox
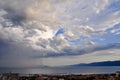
[0,0,120,68]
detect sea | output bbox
[0,66,120,75]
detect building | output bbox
[0,72,19,80]
[116,71,120,78]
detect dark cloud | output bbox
[0,39,14,57]
[32,43,120,58]
[64,43,120,56]
[2,8,26,25]
[0,39,12,56]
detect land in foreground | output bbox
[0,71,120,80]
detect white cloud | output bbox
[0,0,120,67]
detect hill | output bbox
[71,60,120,66]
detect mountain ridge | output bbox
[70,60,120,66]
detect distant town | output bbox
[0,71,120,80]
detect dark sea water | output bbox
[0,66,120,74]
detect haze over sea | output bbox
[0,66,120,74]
